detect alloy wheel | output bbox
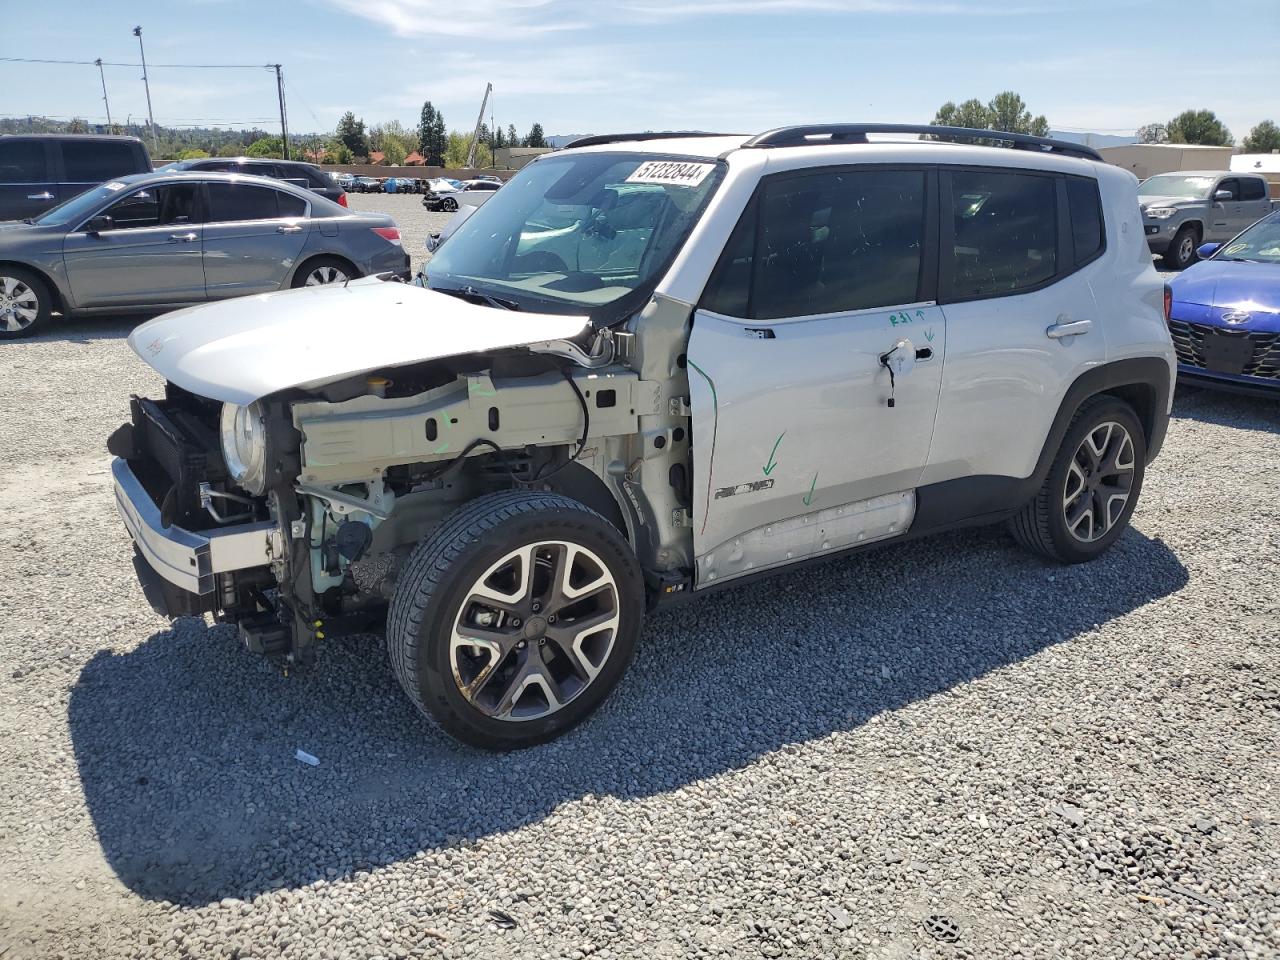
[305,265,349,286]
[450,541,621,722]
[1062,421,1136,543]
[0,276,40,333]
[1177,234,1195,265]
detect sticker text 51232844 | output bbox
[625,161,716,188]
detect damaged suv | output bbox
[111,125,1176,749]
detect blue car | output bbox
[1167,210,1280,396]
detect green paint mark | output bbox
[687,359,719,537]
[803,472,818,507]
[763,432,785,476]
[924,327,936,342]
[472,386,497,397]
[432,441,450,454]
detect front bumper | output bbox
[1144,222,1175,254]
[112,457,280,600]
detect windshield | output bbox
[33,181,129,226]
[1138,175,1215,200]
[426,152,725,323]
[1217,215,1280,264]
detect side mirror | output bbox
[1214,190,1233,202]
[1197,242,1221,259]
[85,215,114,234]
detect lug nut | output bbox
[511,618,521,627]
[547,614,557,624]
[531,601,541,612]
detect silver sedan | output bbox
[0,171,410,338]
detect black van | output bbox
[0,134,152,222]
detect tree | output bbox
[416,102,447,166]
[1136,123,1169,144]
[1242,120,1280,153]
[507,124,519,148]
[493,124,507,149]
[336,111,369,160]
[418,101,437,153]
[381,134,409,166]
[67,117,89,134]
[443,131,492,170]
[524,122,547,148]
[178,148,210,160]
[217,143,244,157]
[1166,109,1232,146]
[323,140,353,164]
[246,136,284,159]
[932,92,1048,138]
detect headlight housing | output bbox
[220,401,269,495]
[1145,207,1178,220]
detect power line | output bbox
[0,56,272,69]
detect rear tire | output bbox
[1163,225,1200,270]
[0,266,52,339]
[291,256,357,288]
[1009,396,1146,564]
[387,491,644,750]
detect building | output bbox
[1098,143,1233,180]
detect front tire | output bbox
[387,491,644,750]
[442,197,458,212]
[1163,225,1200,270]
[1010,396,1146,564]
[0,266,52,339]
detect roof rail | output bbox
[741,124,1102,161]
[563,131,740,149]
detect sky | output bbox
[2,0,1277,142]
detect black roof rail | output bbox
[563,131,740,149]
[741,124,1102,161]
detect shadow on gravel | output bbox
[1171,386,1280,435]
[23,313,147,344]
[69,524,1187,906]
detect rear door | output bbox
[56,139,148,204]
[0,139,56,221]
[1237,176,1271,231]
[62,181,206,308]
[687,166,943,581]
[201,181,310,298]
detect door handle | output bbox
[168,232,198,243]
[276,224,303,234]
[1046,317,1092,340]
[27,192,54,201]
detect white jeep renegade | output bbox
[110,124,1177,750]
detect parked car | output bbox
[0,171,408,338]
[455,178,502,209]
[158,157,348,207]
[475,175,503,183]
[332,171,355,190]
[1140,170,1272,270]
[421,178,461,211]
[351,176,381,193]
[1165,210,1280,395]
[109,125,1173,750]
[0,134,151,222]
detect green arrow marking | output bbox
[803,472,818,506]
[763,432,785,475]
[924,327,936,342]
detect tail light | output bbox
[1163,284,1172,323]
[371,226,402,246]
[337,191,348,207]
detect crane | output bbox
[465,82,493,170]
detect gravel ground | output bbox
[344,192,454,276]
[1,236,1277,960]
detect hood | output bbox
[1169,258,1280,314]
[129,277,589,405]
[1141,196,1198,212]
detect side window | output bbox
[277,190,307,218]
[206,182,283,222]
[1239,177,1266,202]
[61,141,141,182]
[1066,177,1104,266]
[304,167,334,189]
[0,140,47,183]
[102,184,202,229]
[702,169,926,320]
[943,170,1057,300]
[1215,178,1239,201]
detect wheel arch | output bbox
[535,461,631,543]
[289,252,359,287]
[0,260,65,314]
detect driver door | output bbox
[63,182,206,308]
[687,166,943,584]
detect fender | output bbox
[912,357,1172,535]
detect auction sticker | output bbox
[626,161,715,187]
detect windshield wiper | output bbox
[432,285,520,311]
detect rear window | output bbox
[278,191,307,217]
[1066,177,1104,265]
[1239,177,1266,202]
[206,182,293,221]
[0,140,47,183]
[943,170,1057,300]
[60,140,143,183]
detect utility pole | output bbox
[95,59,113,131]
[132,26,158,152]
[465,82,492,169]
[273,64,290,160]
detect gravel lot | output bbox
[345,192,454,276]
[1,215,1277,959]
